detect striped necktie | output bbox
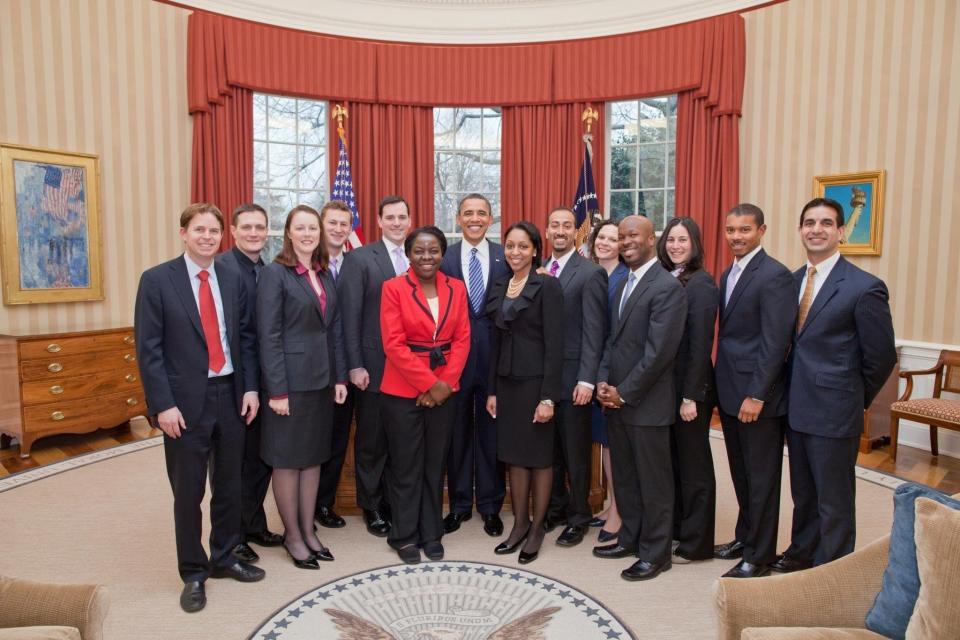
[797,266,817,330]
[467,247,485,314]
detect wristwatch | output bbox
[539,399,555,407]
[749,397,765,404]
[681,398,695,405]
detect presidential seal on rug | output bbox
[249,561,634,639]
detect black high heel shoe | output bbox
[518,547,539,564]
[310,546,335,562]
[284,544,320,570]
[494,527,530,555]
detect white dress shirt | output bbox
[798,250,841,304]
[460,238,491,288]
[547,249,576,278]
[184,254,234,377]
[382,237,409,274]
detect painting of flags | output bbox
[331,133,363,250]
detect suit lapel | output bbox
[502,276,542,323]
[213,261,236,342]
[405,273,437,330]
[169,257,205,340]
[291,267,324,318]
[798,257,847,338]
[613,265,656,339]
[373,241,396,281]
[723,248,765,319]
[450,243,465,280]
[558,252,579,291]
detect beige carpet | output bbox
[0,438,896,640]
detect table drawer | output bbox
[21,369,142,405]
[22,391,144,435]
[20,350,138,381]
[19,332,135,360]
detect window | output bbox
[606,96,677,231]
[434,107,501,241]
[253,94,328,259]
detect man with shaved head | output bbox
[594,215,687,581]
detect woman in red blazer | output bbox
[380,226,471,564]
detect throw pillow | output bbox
[864,482,960,639]
[905,497,960,639]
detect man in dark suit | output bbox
[338,195,412,537]
[771,198,896,572]
[714,203,797,578]
[216,203,284,564]
[542,206,608,547]
[439,193,511,537]
[314,200,356,530]
[594,215,687,581]
[135,203,265,613]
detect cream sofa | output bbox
[0,576,107,640]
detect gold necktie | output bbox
[797,266,817,330]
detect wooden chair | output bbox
[889,349,960,461]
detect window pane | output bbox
[435,192,457,235]
[266,190,296,232]
[610,191,636,220]
[638,144,666,189]
[487,193,501,239]
[452,108,482,149]
[253,94,267,140]
[268,143,298,189]
[254,141,268,188]
[610,146,637,190]
[299,190,326,212]
[482,151,500,192]
[667,95,678,141]
[483,110,501,149]
[267,96,297,143]
[434,108,455,149]
[637,190,665,229]
[666,189,675,221]
[298,145,326,193]
[610,101,638,130]
[298,100,325,147]
[667,146,675,188]
[435,151,457,193]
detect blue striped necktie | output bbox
[468,247,485,314]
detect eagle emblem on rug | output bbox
[324,606,562,639]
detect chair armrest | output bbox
[0,577,108,640]
[714,536,889,640]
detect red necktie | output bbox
[197,270,226,373]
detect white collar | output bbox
[733,244,763,270]
[630,255,660,282]
[806,250,841,275]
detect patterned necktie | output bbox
[549,259,560,277]
[393,246,406,275]
[797,265,817,330]
[467,247,484,314]
[197,270,226,373]
[619,272,637,316]
[724,262,742,306]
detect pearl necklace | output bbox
[506,274,528,298]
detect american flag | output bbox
[331,133,363,249]
[572,134,600,255]
[41,165,84,222]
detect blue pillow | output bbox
[865,482,960,639]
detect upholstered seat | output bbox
[890,398,960,422]
[890,349,960,461]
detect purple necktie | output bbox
[549,259,560,277]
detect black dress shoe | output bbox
[494,528,530,555]
[556,524,586,547]
[397,545,421,565]
[247,530,284,547]
[443,512,472,533]
[769,554,811,573]
[518,547,539,564]
[316,506,346,529]
[542,514,563,533]
[588,517,606,528]
[233,542,260,563]
[285,545,320,570]
[482,514,504,537]
[713,540,745,560]
[210,561,266,582]
[310,546,335,562]
[622,559,671,581]
[180,581,206,613]
[422,540,444,561]
[364,509,391,537]
[722,560,770,578]
[592,543,637,559]
[597,529,619,544]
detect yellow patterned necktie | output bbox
[797,265,817,331]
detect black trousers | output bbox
[354,388,389,512]
[446,382,504,516]
[785,427,860,566]
[669,400,716,559]
[239,412,273,538]
[316,385,356,509]
[719,411,785,565]
[163,376,244,583]
[548,401,593,526]
[382,394,456,549]
[608,414,674,564]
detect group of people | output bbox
[135,192,897,613]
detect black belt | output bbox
[408,343,451,370]
[208,373,234,385]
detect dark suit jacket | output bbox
[486,272,564,402]
[380,270,472,398]
[338,240,399,392]
[674,269,720,403]
[256,262,346,398]
[553,252,609,396]
[439,241,511,390]
[715,248,797,418]
[598,262,687,426]
[787,256,897,438]
[134,255,258,426]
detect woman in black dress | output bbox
[485,221,563,564]
[656,217,719,561]
[258,205,348,569]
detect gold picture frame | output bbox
[0,143,104,304]
[813,170,885,256]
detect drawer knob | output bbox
[123,354,135,363]
[51,410,65,421]
[123,336,135,345]
[47,362,63,373]
[125,374,137,383]
[126,397,138,406]
[49,385,64,395]
[46,343,62,353]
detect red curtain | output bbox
[501,103,606,237]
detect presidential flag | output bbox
[332,131,363,249]
[572,135,600,254]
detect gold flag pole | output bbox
[333,103,348,141]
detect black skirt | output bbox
[496,376,554,468]
[260,387,334,469]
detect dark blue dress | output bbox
[591,262,630,446]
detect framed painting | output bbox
[0,143,103,304]
[813,170,885,256]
